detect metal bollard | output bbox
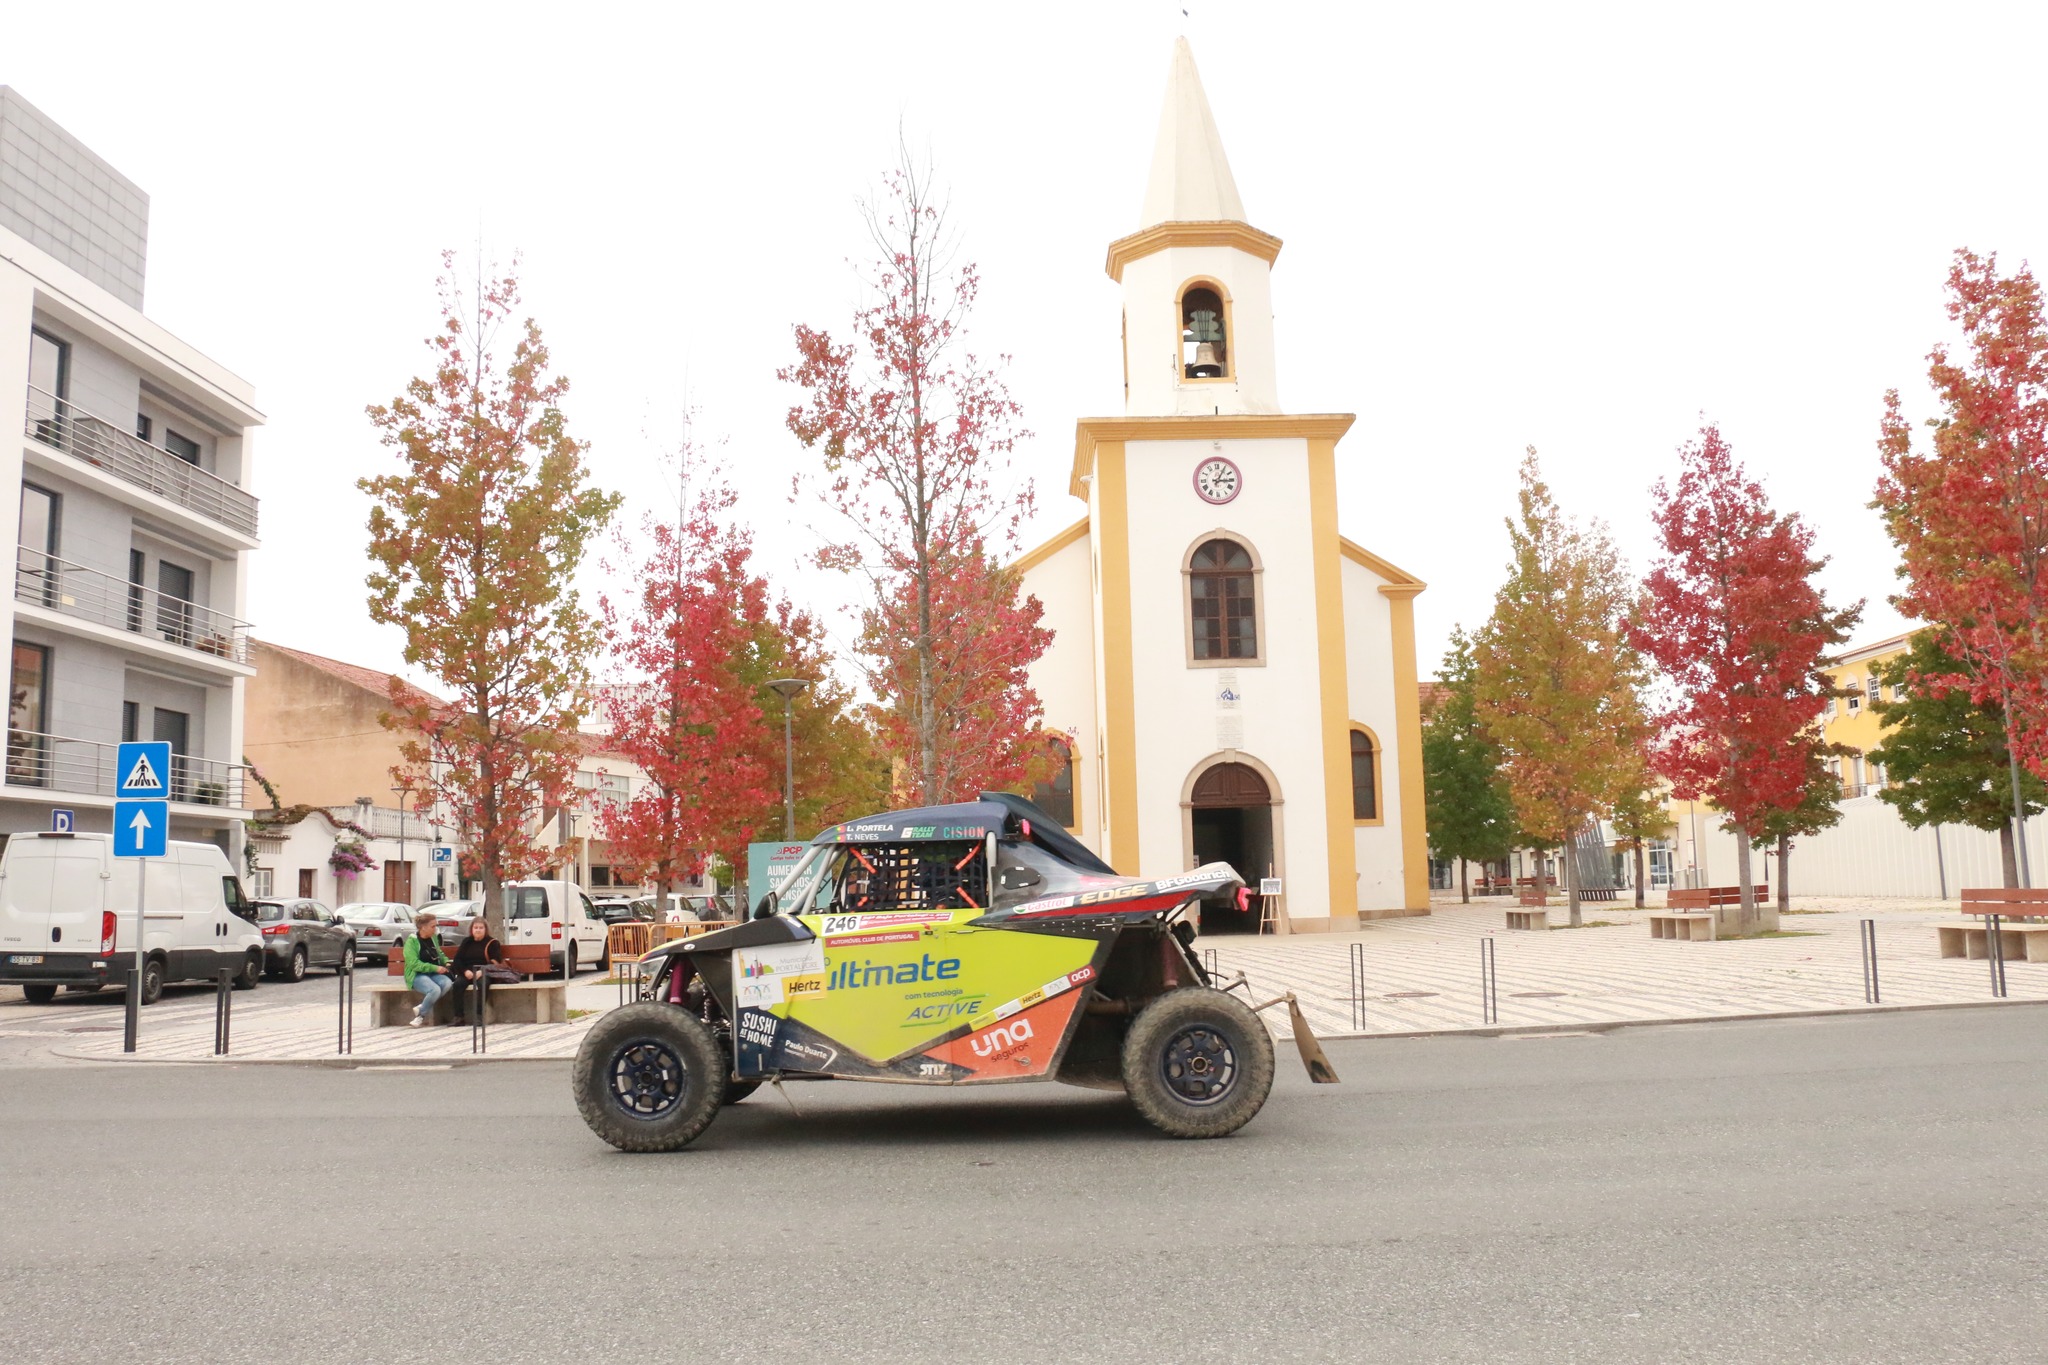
[1860,919,1880,1005]
[1348,942,1367,1031]
[214,968,233,1056]
[1202,948,1219,985]
[336,957,353,1055]
[472,974,489,1056]
[1989,912,2009,999]
[1480,937,1499,1025]
[123,967,140,1054]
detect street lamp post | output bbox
[766,678,811,840]
[390,785,415,905]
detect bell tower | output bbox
[1109,38,1284,417]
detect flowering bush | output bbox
[330,840,376,877]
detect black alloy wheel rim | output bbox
[609,1039,689,1121]
[1160,1024,1239,1106]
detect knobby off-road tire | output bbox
[1121,987,1275,1139]
[572,1003,724,1153]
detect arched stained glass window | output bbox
[1190,539,1257,661]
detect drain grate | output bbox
[1382,991,1439,999]
[1509,991,1568,999]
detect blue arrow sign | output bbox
[114,799,168,858]
[116,741,171,799]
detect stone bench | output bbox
[1935,921,2048,962]
[1504,907,1549,931]
[1649,912,1716,942]
[368,981,568,1028]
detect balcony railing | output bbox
[322,805,451,840]
[15,549,251,664]
[24,386,259,538]
[3,729,246,807]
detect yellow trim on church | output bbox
[1072,414,1356,499]
[1011,517,1090,575]
[1094,443,1141,875]
[1105,220,1285,282]
[1307,437,1361,930]
[1380,582,1431,910]
[1339,537,1427,590]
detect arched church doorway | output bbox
[1188,760,1276,934]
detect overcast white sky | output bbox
[11,1,2043,689]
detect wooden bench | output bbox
[1504,907,1549,931]
[1649,913,1716,941]
[1666,886,1768,911]
[1660,886,1770,939]
[1940,889,2048,962]
[367,981,568,1027]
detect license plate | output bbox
[8,955,44,965]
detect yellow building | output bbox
[1822,630,1915,796]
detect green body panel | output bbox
[779,910,1095,1063]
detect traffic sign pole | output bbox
[114,742,172,1055]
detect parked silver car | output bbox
[252,899,355,981]
[337,901,415,963]
[426,899,483,946]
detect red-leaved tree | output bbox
[596,447,775,898]
[1876,251,2048,863]
[781,150,1052,804]
[1630,423,1860,931]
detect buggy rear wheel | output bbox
[572,1003,724,1152]
[1120,987,1274,1139]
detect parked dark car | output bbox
[252,899,355,981]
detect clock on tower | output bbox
[1193,456,1242,505]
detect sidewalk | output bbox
[51,976,625,1064]
[1199,895,2046,1040]
[37,896,2038,1063]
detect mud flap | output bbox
[1286,993,1340,1084]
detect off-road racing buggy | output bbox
[572,793,1337,1152]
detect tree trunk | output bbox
[1776,834,1790,914]
[1459,859,1469,904]
[1633,840,1645,909]
[1734,830,1755,937]
[1564,827,1582,927]
[2000,823,2020,889]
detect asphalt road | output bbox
[2,1005,2044,1364]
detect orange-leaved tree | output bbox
[595,440,775,902]
[1474,451,1648,926]
[1630,423,1860,932]
[780,150,1052,805]
[1875,249,2048,883]
[362,255,621,932]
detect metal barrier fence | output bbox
[605,921,720,962]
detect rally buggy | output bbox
[571,792,1337,1152]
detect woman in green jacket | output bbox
[403,911,454,1027]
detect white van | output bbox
[500,879,609,978]
[0,832,262,1005]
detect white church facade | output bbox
[1015,38,1430,932]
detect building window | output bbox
[1190,539,1257,661]
[28,328,68,400]
[1350,727,1380,822]
[165,430,201,465]
[8,643,50,786]
[121,701,138,743]
[251,867,274,897]
[1846,685,1861,714]
[1031,734,1076,827]
[1179,282,1228,380]
[156,561,195,648]
[1867,674,1881,704]
[18,485,59,607]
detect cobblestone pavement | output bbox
[15,896,2038,1063]
[1198,894,2046,1039]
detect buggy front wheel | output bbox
[572,1004,724,1152]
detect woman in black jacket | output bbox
[449,916,503,1025]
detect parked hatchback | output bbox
[252,899,355,981]
[428,899,482,946]
[337,901,415,963]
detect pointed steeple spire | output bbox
[1139,37,1247,228]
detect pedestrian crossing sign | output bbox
[116,741,170,798]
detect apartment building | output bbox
[0,88,259,856]
[1822,630,1914,797]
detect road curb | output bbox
[1300,994,2048,1042]
[46,1047,571,1067]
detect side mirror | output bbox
[752,892,778,921]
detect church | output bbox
[1015,38,1430,932]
